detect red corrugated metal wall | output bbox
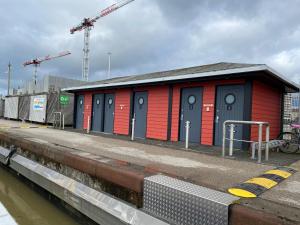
[146,86,169,140]
[251,80,282,140]
[83,93,92,129]
[114,89,131,135]
[201,84,216,145]
[78,78,282,146]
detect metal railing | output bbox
[53,112,61,129]
[53,112,65,130]
[222,120,270,163]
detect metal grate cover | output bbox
[143,175,239,225]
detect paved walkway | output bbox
[0,119,299,218]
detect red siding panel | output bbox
[114,89,131,135]
[251,81,282,140]
[171,86,181,141]
[146,86,169,140]
[201,84,215,145]
[83,93,92,129]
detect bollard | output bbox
[62,114,65,130]
[222,122,226,157]
[265,125,270,161]
[131,118,135,141]
[185,121,190,149]
[229,124,235,156]
[87,116,91,134]
[251,142,256,159]
[258,123,263,163]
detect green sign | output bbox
[60,95,70,105]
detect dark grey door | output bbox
[76,95,84,129]
[92,94,104,132]
[180,87,203,143]
[133,92,148,139]
[104,94,115,134]
[214,85,245,148]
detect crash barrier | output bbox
[228,167,297,198]
[144,175,239,225]
[222,120,270,163]
[0,150,169,225]
[0,146,15,165]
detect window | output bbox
[138,97,144,105]
[225,94,236,105]
[188,95,196,105]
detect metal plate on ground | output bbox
[144,175,239,225]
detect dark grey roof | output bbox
[87,62,262,86]
[63,62,299,92]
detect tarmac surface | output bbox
[0,119,299,222]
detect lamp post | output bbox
[107,52,111,79]
[7,62,12,96]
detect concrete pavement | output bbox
[0,119,299,223]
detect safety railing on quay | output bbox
[53,112,65,130]
[222,120,270,163]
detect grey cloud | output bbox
[0,0,300,95]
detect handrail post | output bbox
[222,122,226,157]
[265,125,270,161]
[185,121,190,149]
[229,124,235,156]
[62,114,65,130]
[258,123,263,163]
[59,112,62,130]
[131,118,135,141]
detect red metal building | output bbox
[64,62,299,148]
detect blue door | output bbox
[214,85,245,149]
[133,92,148,139]
[92,94,104,132]
[180,87,203,143]
[76,95,84,129]
[103,94,115,134]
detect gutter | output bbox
[62,65,299,92]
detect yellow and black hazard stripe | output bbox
[228,167,297,198]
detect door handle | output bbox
[180,114,183,121]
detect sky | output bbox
[0,0,300,95]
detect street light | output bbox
[4,62,12,96]
[107,52,111,79]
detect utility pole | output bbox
[7,62,12,96]
[107,52,111,79]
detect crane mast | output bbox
[70,0,135,81]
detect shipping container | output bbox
[18,95,30,121]
[0,99,4,117]
[46,92,74,125]
[4,96,19,119]
[29,94,47,123]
